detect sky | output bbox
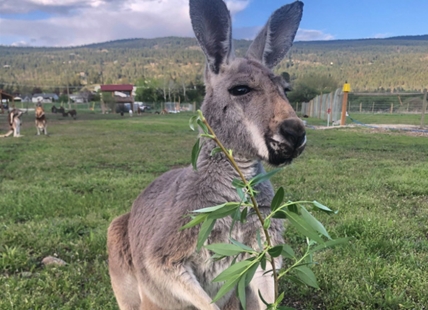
[0,0,427,47]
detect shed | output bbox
[0,89,14,114]
[100,84,134,112]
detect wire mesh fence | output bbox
[294,89,427,126]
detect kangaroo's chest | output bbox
[188,216,265,302]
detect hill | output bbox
[0,35,427,95]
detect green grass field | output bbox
[0,112,427,309]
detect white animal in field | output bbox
[1,108,24,138]
[107,0,306,309]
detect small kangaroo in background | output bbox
[1,108,24,138]
[107,0,306,309]
[35,104,48,135]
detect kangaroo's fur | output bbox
[107,1,306,309]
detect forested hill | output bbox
[1,35,427,94]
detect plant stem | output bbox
[277,243,311,280]
[199,113,279,299]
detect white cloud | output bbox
[225,0,250,15]
[0,0,332,47]
[11,40,30,47]
[0,0,251,47]
[296,29,334,41]
[372,33,391,39]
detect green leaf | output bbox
[210,147,222,157]
[238,275,247,310]
[180,214,207,230]
[281,244,295,259]
[213,259,253,282]
[236,187,246,202]
[272,210,287,219]
[271,187,285,212]
[268,245,283,258]
[230,238,254,252]
[249,168,282,186]
[205,243,246,256]
[260,253,267,270]
[208,203,241,220]
[191,138,201,171]
[284,211,324,244]
[256,229,263,251]
[232,178,246,188]
[197,218,216,250]
[293,266,319,289]
[197,119,209,134]
[309,237,351,254]
[189,115,198,131]
[275,292,285,306]
[193,202,239,214]
[287,203,299,214]
[245,262,259,286]
[263,218,271,230]
[212,276,240,303]
[299,205,331,239]
[232,208,241,221]
[312,200,335,214]
[240,207,248,223]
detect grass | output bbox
[0,112,427,309]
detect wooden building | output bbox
[100,84,134,113]
[0,89,14,114]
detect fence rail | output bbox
[296,89,427,125]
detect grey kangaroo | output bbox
[107,0,306,309]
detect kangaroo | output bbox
[1,108,24,138]
[107,0,306,309]
[35,104,48,135]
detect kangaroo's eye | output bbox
[229,85,251,96]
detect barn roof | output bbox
[100,84,133,92]
[0,89,14,100]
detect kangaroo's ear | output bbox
[190,0,233,74]
[246,1,303,69]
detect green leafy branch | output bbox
[184,110,349,309]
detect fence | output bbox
[298,90,427,124]
[299,88,343,123]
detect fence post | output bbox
[421,89,427,128]
[372,102,375,113]
[390,103,393,114]
[360,102,362,113]
[340,82,351,125]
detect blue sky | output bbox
[0,0,427,47]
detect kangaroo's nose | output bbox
[279,118,306,150]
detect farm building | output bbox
[0,89,14,113]
[100,84,134,113]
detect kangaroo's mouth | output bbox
[265,136,305,166]
[264,118,307,166]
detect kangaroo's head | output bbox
[190,0,306,166]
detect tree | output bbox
[288,74,339,103]
[135,78,163,103]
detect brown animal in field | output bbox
[61,109,77,119]
[67,109,77,119]
[107,0,305,309]
[1,108,24,137]
[35,105,48,135]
